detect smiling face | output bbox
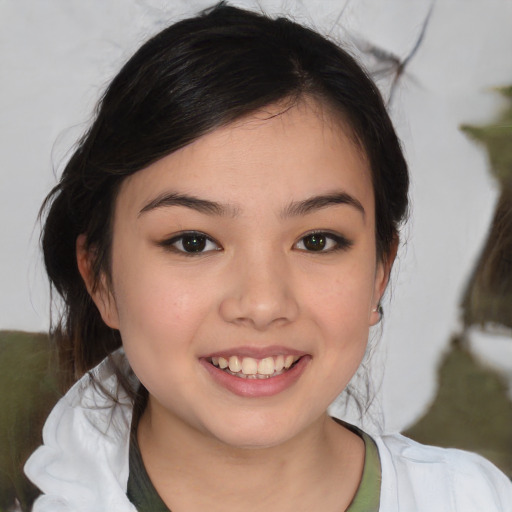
[82,100,390,448]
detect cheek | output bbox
[300,253,376,383]
[111,257,214,357]
[305,258,376,327]
[111,267,214,406]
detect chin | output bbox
[200,409,314,451]
[213,428,294,450]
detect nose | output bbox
[219,249,299,331]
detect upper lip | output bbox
[202,345,308,359]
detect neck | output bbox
[137,399,365,512]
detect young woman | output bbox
[25,4,512,511]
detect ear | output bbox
[369,235,399,326]
[76,234,120,329]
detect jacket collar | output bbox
[25,350,138,512]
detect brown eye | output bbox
[181,234,207,252]
[303,233,327,251]
[160,231,220,254]
[295,232,352,253]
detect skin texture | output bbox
[78,100,392,511]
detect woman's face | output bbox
[88,100,389,448]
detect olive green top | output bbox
[127,421,381,511]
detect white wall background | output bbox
[1,0,511,433]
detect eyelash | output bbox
[157,231,222,256]
[294,231,353,253]
[157,230,353,256]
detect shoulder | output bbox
[374,433,512,512]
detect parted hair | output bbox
[40,2,409,390]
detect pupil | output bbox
[182,235,206,252]
[304,234,326,251]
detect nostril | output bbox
[218,276,300,330]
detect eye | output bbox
[159,231,221,255]
[294,232,352,253]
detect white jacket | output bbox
[25,351,512,512]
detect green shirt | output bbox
[127,422,381,512]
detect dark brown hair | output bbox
[40,2,409,389]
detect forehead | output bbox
[115,100,374,219]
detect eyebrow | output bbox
[281,192,365,220]
[138,190,365,219]
[139,192,237,217]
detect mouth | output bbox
[207,354,302,379]
[201,350,310,398]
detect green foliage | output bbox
[0,331,60,511]
[405,337,512,478]
[461,87,512,185]
[498,85,512,98]
[460,86,512,330]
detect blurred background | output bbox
[1,0,511,509]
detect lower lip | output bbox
[200,356,311,398]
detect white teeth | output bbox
[242,357,258,375]
[228,356,242,373]
[258,357,275,375]
[211,354,301,378]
